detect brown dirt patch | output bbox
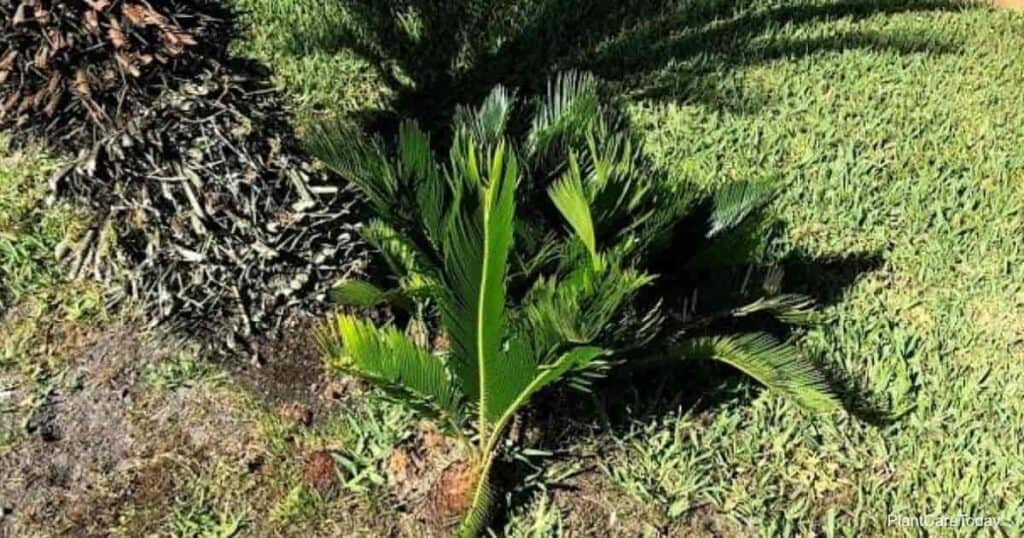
[230,321,327,407]
[0,324,266,537]
[303,449,339,495]
[0,326,173,536]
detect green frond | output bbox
[455,84,515,147]
[448,131,486,200]
[330,279,394,307]
[549,153,598,266]
[457,467,494,538]
[304,120,396,216]
[584,128,648,222]
[317,315,466,431]
[533,345,609,394]
[672,333,839,413]
[707,180,776,237]
[398,121,438,184]
[528,71,600,157]
[362,219,435,279]
[482,336,541,424]
[733,294,818,325]
[524,260,653,345]
[439,143,519,410]
[416,160,447,251]
[439,208,485,399]
[477,143,518,429]
[328,279,435,312]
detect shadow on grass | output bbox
[522,249,887,442]
[488,249,888,529]
[284,0,964,132]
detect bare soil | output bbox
[1,326,176,536]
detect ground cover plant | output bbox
[2,0,1024,536]
[309,72,837,535]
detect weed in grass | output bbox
[167,462,250,538]
[142,354,224,391]
[498,492,566,538]
[600,414,715,521]
[0,139,82,314]
[269,484,323,527]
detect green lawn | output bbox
[3,0,1024,536]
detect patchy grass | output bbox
[0,141,71,313]
[142,353,225,391]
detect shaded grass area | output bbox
[2,0,1024,536]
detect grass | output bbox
[625,4,1024,535]
[229,0,388,121]
[3,0,1024,536]
[0,140,66,312]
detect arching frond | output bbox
[457,468,493,538]
[398,121,438,185]
[330,279,397,308]
[524,260,653,345]
[305,120,396,216]
[733,294,818,325]
[317,315,466,432]
[416,158,448,251]
[672,333,839,412]
[328,279,437,312]
[481,336,540,424]
[528,71,600,157]
[361,219,435,279]
[549,153,598,266]
[455,84,515,147]
[707,180,775,237]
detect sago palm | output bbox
[308,72,838,536]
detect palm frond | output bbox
[477,143,518,429]
[672,333,839,412]
[439,142,518,412]
[533,345,609,393]
[317,314,466,431]
[305,120,397,216]
[528,71,600,157]
[482,336,541,424]
[524,260,653,345]
[328,279,435,312]
[330,279,395,307]
[457,468,494,538]
[549,153,598,266]
[733,294,818,325]
[707,180,775,237]
[416,158,448,251]
[398,121,438,185]
[362,219,436,279]
[455,84,515,147]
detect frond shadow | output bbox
[294,0,965,132]
[488,247,887,529]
